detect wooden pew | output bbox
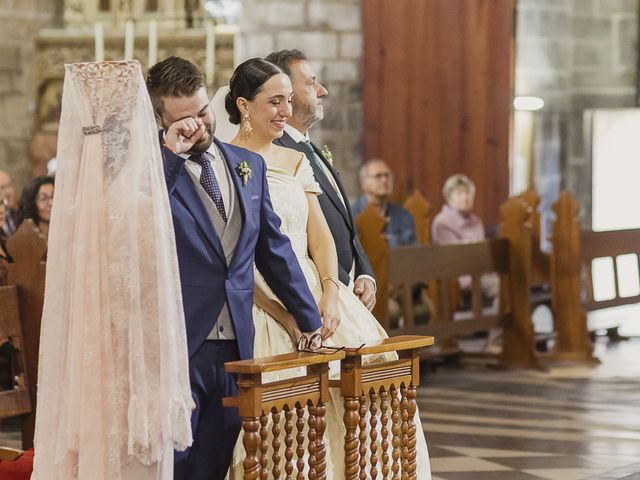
[547,192,596,362]
[357,196,540,369]
[223,335,433,479]
[0,286,31,423]
[1,221,47,449]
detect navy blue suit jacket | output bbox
[162,138,322,360]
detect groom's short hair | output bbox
[146,56,205,116]
[264,49,308,77]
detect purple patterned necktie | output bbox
[189,152,227,222]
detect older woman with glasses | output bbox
[16,176,54,239]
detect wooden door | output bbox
[363,0,515,225]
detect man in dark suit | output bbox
[265,49,377,311]
[147,56,322,480]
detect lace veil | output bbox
[32,61,193,479]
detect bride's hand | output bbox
[318,286,340,340]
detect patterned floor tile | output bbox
[430,456,512,472]
[522,468,608,480]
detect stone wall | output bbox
[0,0,62,193]
[516,0,638,225]
[238,0,363,197]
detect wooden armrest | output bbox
[344,335,434,356]
[0,447,23,462]
[225,350,345,374]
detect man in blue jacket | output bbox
[147,56,322,480]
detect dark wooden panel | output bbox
[363,0,515,225]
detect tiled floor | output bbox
[419,319,640,480]
[3,310,640,479]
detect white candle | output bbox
[205,21,215,86]
[148,20,158,67]
[124,20,134,61]
[94,22,104,62]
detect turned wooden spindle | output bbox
[370,388,379,479]
[343,396,360,480]
[284,407,294,480]
[243,416,261,479]
[390,385,401,480]
[272,409,282,479]
[314,402,327,480]
[296,404,306,480]
[400,385,409,477]
[380,387,390,479]
[308,402,318,479]
[358,394,368,480]
[406,386,418,478]
[260,414,269,480]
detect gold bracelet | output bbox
[321,275,340,290]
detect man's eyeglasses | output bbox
[368,172,392,180]
[296,333,365,355]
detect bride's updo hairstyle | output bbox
[225,58,284,125]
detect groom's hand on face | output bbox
[165,117,206,154]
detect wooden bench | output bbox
[357,196,540,369]
[0,221,47,449]
[223,335,433,479]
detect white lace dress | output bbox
[227,158,431,479]
[31,61,193,480]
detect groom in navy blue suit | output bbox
[147,57,322,479]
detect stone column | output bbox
[239,0,364,197]
[0,0,62,190]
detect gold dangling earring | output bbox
[240,114,253,139]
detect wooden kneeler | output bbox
[223,350,345,479]
[339,335,433,480]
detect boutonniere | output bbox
[321,145,334,166]
[236,161,253,187]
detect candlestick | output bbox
[148,20,158,67]
[95,22,104,62]
[124,20,134,61]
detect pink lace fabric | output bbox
[31,61,193,480]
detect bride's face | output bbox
[244,74,293,141]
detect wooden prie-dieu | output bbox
[223,335,433,479]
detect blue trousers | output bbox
[174,340,241,480]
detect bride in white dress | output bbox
[219,58,431,479]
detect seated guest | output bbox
[352,158,417,247]
[0,170,17,236]
[432,173,499,305]
[16,176,54,240]
[354,159,432,324]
